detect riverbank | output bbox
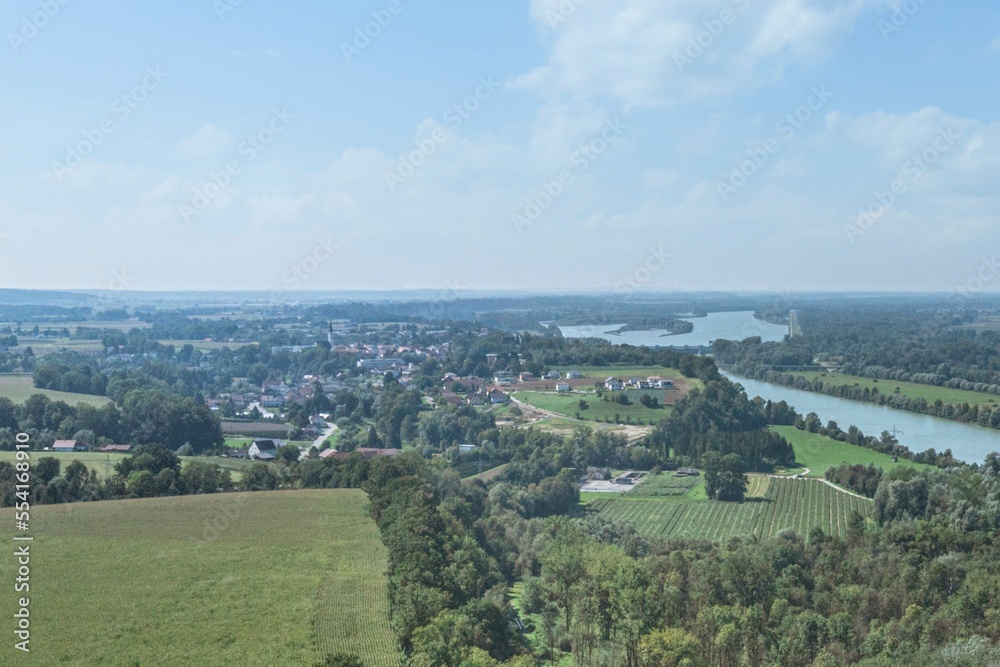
[723,372,1000,465]
[735,367,1000,431]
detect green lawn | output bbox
[629,472,703,497]
[793,371,999,408]
[0,490,403,667]
[516,390,670,426]
[773,425,935,477]
[0,373,112,407]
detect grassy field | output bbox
[591,477,871,541]
[0,374,112,407]
[221,420,292,438]
[773,426,935,477]
[14,339,107,357]
[792,371,999,408]
[516,390,670,425]
[0,451,261,483]
[0,490,402,667]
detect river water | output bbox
[557,311,788,348]
[558,311,1000,463]
[724,373,1000,465]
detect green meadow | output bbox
[0,374,112,407]
[0,490,402,667]
[773,425,935,477]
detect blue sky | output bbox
[1,0,998,295]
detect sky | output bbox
[1,0,998,296]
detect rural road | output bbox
[303,422,338,455]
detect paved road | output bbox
[300,422,338,459]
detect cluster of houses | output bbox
[490,369,564,386]
[603,376,675,392]
[438,373,513,407]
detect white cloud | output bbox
[515,0,877,108]
[174,124,233,157]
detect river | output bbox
[557,311,788,348]
[724,373,1000,465]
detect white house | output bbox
[248,439,283,460]
[647,376,675,389]
[604,377,623,391]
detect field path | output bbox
[752,470,871,502]
[509,393,652,442]
[817,477,871,501]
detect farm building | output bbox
[98,444,134,453]
[555,383,571,392]
[566,371,583,379]
[614,471,644,485]
[52,440,87,452]
[518,372,535,382]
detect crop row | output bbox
[597,478,872,542]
